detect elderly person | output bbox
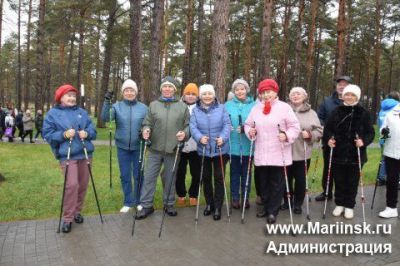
[136,76,190,219]
[323,85,374,219]
[315,76,351,202]
[176,83,201,206]
[379,101,400,218]
[190,84,231,220]
[34,110,44,140]
[245,79,300,224]
[43,84,97,233]
[225,79,255,209]
[280,87,322,214]
[22,109,35,143]
[101,79,148,213]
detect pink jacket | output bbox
[244,98,300,167]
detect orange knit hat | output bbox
[183,83,199,97]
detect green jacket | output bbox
[142,98,190,154]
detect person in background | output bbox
[22,109,35,143]
[34,110,44,140]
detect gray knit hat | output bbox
[231,78,250,93]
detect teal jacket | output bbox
[225,96,255,156]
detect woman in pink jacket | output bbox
[245,79,300,224]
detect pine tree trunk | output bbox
[372,0,382,122]
[182,0,194,89]
[210,0,230,103]
[17,0,22,110]
[334,0,347,79]
[96,0,118,128]
[293,0,304,87]
[243,4,252,84]
[77,7,88,101]
[195,0,205,85]
[259,0,274,81]
[66,33,75,83]
[344,0,352,75]
[0,0,3,105]
[305,0,318,92]
[129,0,144,101]
[35,0,46,112]
[147,0,165,102]
[94,13,101,117]
[23,0,33,110]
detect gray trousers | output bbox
[140,150,179,208]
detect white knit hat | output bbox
[231,79,250,93]
[289,87,308,98]
[121,79,138,94]
[342,84,361,101]
[199,84,215,98]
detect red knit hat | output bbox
[54,84,79,103]
[257,79,279,94]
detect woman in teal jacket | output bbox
[101,79,148,213]
[225,79,255,209]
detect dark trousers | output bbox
[230,155,252,201]
[34,129,42,139]
[257,166,285,216]
[321,148,334,196]
[17,125,24,138]
[22,130,33,142]
[332,163,359,208]
[203,155,228,209]
[254,166,262,197]
[175,151,201,198]
[284,160,311,207]
[384,156,400,208]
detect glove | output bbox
[104,90,114,100]
[381,127,390,140]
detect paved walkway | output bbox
[0,187,399,266]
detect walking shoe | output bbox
[256,196,263,205]
[293,206,302,214]
[379,207,398,218]
[135,207,154,220]
[120,206,132,213]
[74,213,84,224]
[213,208,221,221]
[280,202,289,210]
[177,197,186,206]
[243,199,250,209]
[30,140,35,143]
[377,179,386,186]
[231,200,240,209]
[315,192,332,202]
[256,210,267,218]
[344,208,354,219]
[332,206,344,217]
[165,206,178,216]
[266,214,276,224]
[189,197,197,206]
[62,222,72,233]
[203,205,214,216]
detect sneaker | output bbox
[377,179,386,186]
[135,206,155,220]
[62,222,72,233]
[332,206,344,217]
[293,206,302,214]
[74,213,84,224]
[119,206,132,213]
[165,205,178,216]
[231,200,240,209]
[344,208,354,219]
[189,197,197,206]
[177,197,186,206]
[379,207,398,218]
[315,192,332,202]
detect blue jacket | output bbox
[317,91,343,125]
[224,96,255,156]
[190,100,231,157]
[42,105,97,162]
[378,98,398,145]
[101,99,148,151]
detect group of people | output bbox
[39,75,400,234]
[0,104,43,143]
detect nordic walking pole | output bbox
[323,137,334,219]
[109,102,113,188]
[355,133,366,223]
[195,145,206,224]
[238,115,243,164]
[241,122,255,224]
[228,115,232,162]
[132,139,147,237]
[57,137,73,233]
[371,150,383,210]
[80,135,104,224]
[304,141,311,220]
[310,140,322,190]
[278,124,295,236]
[218,144,231,222]
[158,141,183,238]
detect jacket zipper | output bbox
[128,104,132,150]
[164,103,170,154]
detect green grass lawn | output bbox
[0,143,382,222]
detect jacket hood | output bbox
[290,102,311,113]
[381,98,399,111]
